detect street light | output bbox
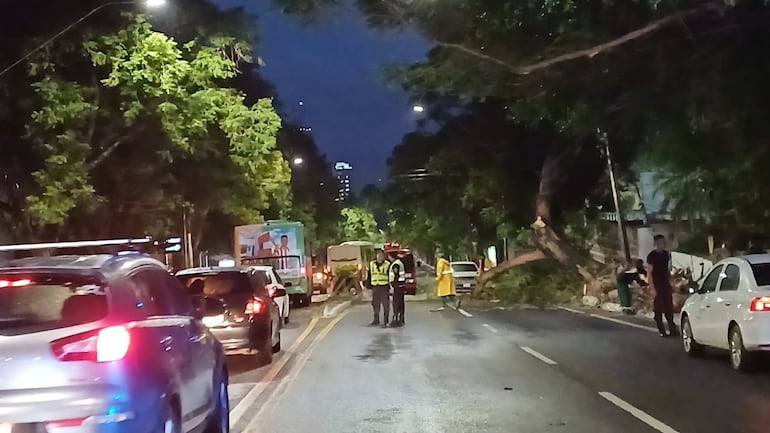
[292,157,304,166]
[0,0,167,79]
[412,104,425,113]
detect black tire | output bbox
[205,371,229,433]
[257,326,273,365]
[158,398,181,433]
[272,331,282,353]
[729,325,755,372]
[304,294,312,306]
[682,316,704,357]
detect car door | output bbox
[132,269,203,431]
[690,264,723,346]
[161,272,217,425]
[711,263,742,349]
[250,271,279,345]
[269,269,288,318]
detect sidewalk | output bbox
[560,303,681,332]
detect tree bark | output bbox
[476,249,546,289]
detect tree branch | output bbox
[438,4,719,75]
[88,126,146,170]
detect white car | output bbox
[451,261,480,293]
[249,265,291,325]
[681,254,770,371]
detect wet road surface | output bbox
[228,302,770,433]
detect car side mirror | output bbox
[284,281,293,287]
[271,288,287,298]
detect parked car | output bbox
[249,265,291,325]
[451,261,480,293]
[681,254,770,371]
[177,266,282,365]
[0,252,229,433]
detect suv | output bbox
[0,252,229,433]
[176,267,283,365]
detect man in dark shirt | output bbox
[647,235,678,337]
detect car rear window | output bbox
[751,263,770,286]
[178,272,253,296]
[0,274,108,336]
[452,263,478,273]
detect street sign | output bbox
[164,236,183,253]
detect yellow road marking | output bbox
[229,315,320,425]
[243,310,350,432]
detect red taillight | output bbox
[47,418,87,429]
[50,326,131,362]
[751,297,770,312]
[0,279,32,288]
[245,297,266,315]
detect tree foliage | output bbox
[339,207,383,243]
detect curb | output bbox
[322,300,352,318]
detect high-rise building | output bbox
[334,161,352,202]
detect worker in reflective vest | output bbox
[366,250,391,327]
[389,257,406,327]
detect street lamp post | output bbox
[0,0,166,79]
[598,129,631,263]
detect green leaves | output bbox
[339,207,383,243]
[23,14,290,232]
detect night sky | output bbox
[212,0,429,191]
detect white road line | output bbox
[482,323,499,334]
[458,308,473,317]
[558,306,587,315]
[519,346,557,365]
[589,314,658,333]
[599,392,680,433]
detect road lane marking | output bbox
[482,323,499,334]
[558,306,587,315]
[458,308,473,317]
[589,314,658,333]
[599,392,680,433]
[244,310,350,432]
[519,346,558,365]
[229,315,320,426]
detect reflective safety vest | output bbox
[370,260,391,286]
[389,259,406,283]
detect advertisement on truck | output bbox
[234,221,312,306]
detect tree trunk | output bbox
[476,250,546,289]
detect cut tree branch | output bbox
[438,4,720,75]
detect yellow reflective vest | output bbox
[369,260,391,286]
[389,259,406,284]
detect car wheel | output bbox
[682,316,704,357]
[205,371,229,433]
[158,399,180,433]
[729,325,755,372]
[272,330,282,353]
[257,326,273,365]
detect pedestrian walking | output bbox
[389,255,406,327]
[366,250,391,327]
[431,251,459,311]
[647,235,678,337]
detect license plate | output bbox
[463,283,471,288]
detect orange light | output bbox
[751,297,770,312]
[245,297,266,315]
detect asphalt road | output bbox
[226,301,770,433]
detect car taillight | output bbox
[245,297,266,315]
[315,272,323,279]
[50,326,131,362]
[750,297,770,312]
[0,279,32,288]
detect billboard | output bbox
[235,223,303,277]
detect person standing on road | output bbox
[432,251,459,311]
[389,255,406,327]
[647,235,678,337]
[367,251,391,327]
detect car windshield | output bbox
[178,272,252,297]
[452,264,478,273]
[751,263,770,286]
[0,274,108,336]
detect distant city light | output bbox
[298,100,304,106]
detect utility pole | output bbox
[182,206,194,268]
[598,129,631,262]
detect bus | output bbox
[327,241,375,280]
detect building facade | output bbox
[334,161,352,202]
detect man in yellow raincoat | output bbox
[432,251,460,311]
